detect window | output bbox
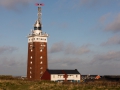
[34,27,41,30]
[31,56,32,59]
[30,44,33,47]
[40,49,42,52]
[30,71,32,74]
[40,56,42,59]
[40,61,42,64]
[34,27,37,30]
[40,71,43,74]
[30,67,32,69]
[53,75,55,78]
[30,61,32,64]
[31,49,33,52]
[30,76,32,78]
[40,67,43,69]
[76,75,77,77]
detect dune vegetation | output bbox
[0,79,120,90]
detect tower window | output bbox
[31,49,33,52]
[40,67,43,69]
[40,56,43,59]
[30,76,32,78]
[30,71,32,74]
[40,61,42,64]
[30,67,32,69]
[40,71,43,74]
[30,61,32,64]
[40,49,42,52]
[34,27,41,30]
[31,56,32,59]
[30,44,33,47]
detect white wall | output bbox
[51,74,81,81]
[28,36,47,43]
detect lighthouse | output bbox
[27,4,48,80]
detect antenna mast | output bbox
[35,3,44,22]
[38,7,41,22]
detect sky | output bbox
[0,0,120,76]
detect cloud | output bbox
[0,45,26,76]
[0,54,27,75]
[105,13,120,32]
[49,57,80,66]
[78,0,116,8]
[65,43,90,55]
[55,0,113,10]
[91,51,120,64]
[0,0,36,10]
[99,13,111,23]
[0,46,18,54]
[49,42,90,55]
[85,51,120,75]
[48,56,84,69]
[1,57,19,67]
[48,50,120,75]
[101,35,120,46]
[49,41,64,53]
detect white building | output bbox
[41,69,81,82]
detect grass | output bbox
[0,80,120,90]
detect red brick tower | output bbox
[27,5,48,80]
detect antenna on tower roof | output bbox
[35,3,44,22]
[35,3,44,6]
